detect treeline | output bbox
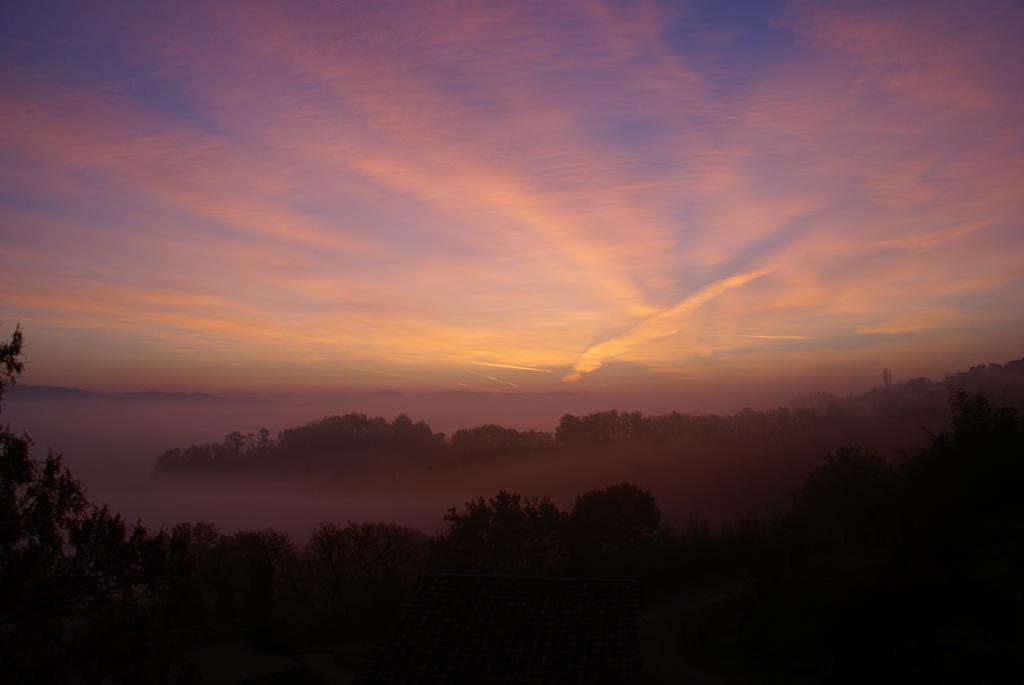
[153,411,561,475]
[2,398,664,676]
[148,404,836,475]
[5,331,1024,680]
[670,391,1024,680]
[153,414,554,475]
[7,391,1024,680]
[153,358,1024,477]
[790,356,1024,415]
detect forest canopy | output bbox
[153,357,1024,478]
[3,329,1023,680]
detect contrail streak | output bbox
[563,269,769,382]
[471,361,554,373]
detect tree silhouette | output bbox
[787,444,891,550]
[451,424,552,460]
[0,324,23,405]
[301,522,426,637]
[431,491,563,574]
[0,327,185,681]
[564,483,661,576]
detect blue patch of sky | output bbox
[0,1,228,139]
[660,0,796,88]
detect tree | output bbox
[0,327,183,681]
[451,424,552,459]
[556,411,648,447]
[0,324,23,406]
[787,444,891,550]
[431,491,564,574]
[564,483,661,575]
[301,522,425,636]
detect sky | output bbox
[1,0,1022,402]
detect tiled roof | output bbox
[358,574,640,684]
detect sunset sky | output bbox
[2,0,1022,400]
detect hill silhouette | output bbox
[9,384,226,402]
[152,357,1024,481]
[3,330,1023,680]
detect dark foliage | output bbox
[0,327,191,683]
[4,328,1023,681]
[155,413,446,475]
[675,390,1024,681]
[430,491,564,575]
[0,324,23,405]
[299,522,426,639]
[564,483,662,576]
[428,483,664,580]
[451,424,553,459]
[152,357,1024,482]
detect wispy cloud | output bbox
[464,368,521,389]
[472,362,555,373]
[708,334,808,341]
[1,0,1022,393]
[563,270,769,382]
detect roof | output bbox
[358,573,640,684]
[193,637,326,685]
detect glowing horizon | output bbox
[1,1,1022,399]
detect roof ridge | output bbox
[418,571,639,584]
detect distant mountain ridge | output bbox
[10,357,1023,415]
[791,356,1024,413]
[8,385,226,402]
[6,384,594,410]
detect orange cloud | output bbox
[564,270,769,382]
[1,0,1022,394]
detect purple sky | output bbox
[2,0,1022,401]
